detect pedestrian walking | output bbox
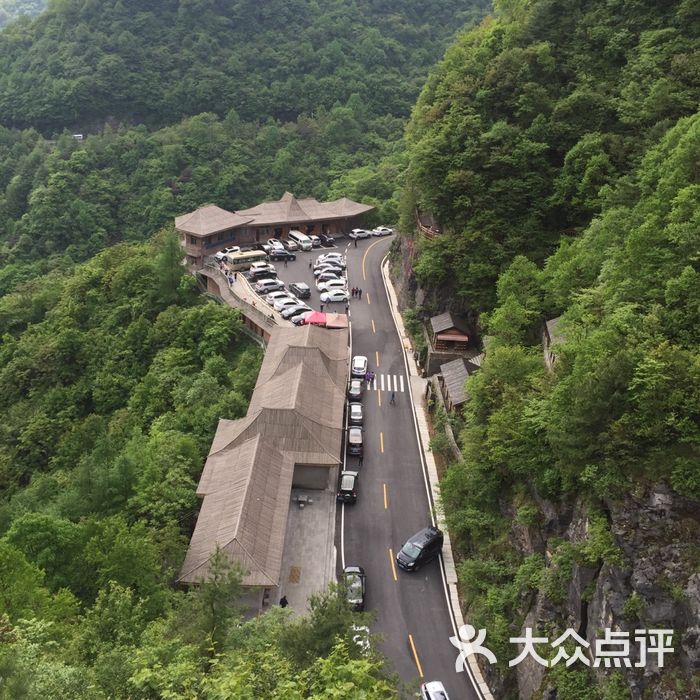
[390,391,395,404]
[354,238,358,248]
[365,371,370,383]
[284,259,288,268]
[320,303,324,312]
[345,302,350,314]
[279,595,289,608]
[233,271,237,281]
[358,454,363,467]
[358,288,363,299]
[309,259,312,269]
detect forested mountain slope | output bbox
[0,235,396,698]
[0,0,488,298]
[0,0,486,133]
[396,1,700,698]
[405,0,700,312]
[0,0,45,28]
[441,107,699,700]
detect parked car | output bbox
[337,470,359,504]
[254,278,284,294]
[372,226,394,236]
[214,246,241,261]
[274,297,301,311]
[342,565,366,611]
[309,234,322,248]
[351,355,368,378]
[316,272,342,285]
[291,310,314,326]
[267,238,285,250]
[319,233,335,246]
[349,228,372,239]
[314,265,344,279]
[268,249,296,262]
[348,402,363,426]
[266,291,293,305]
[396,526,444,572]
[347,379,363,400]
[281,303,311,319]
[347,426,363,456]
[289,282,311,299]
[317,279,347,293]
[315,253,345,268]
[250,261,276,275]
[420,681,450,700]
[282,238,299,251]
[258,242,273,254]
[321,289,349,303]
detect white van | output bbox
[288,230,312,251]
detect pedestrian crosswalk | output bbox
[366,373,405,392]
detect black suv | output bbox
[396,526,443,571]
[319,233,335,246]
[289,282,311,299]
[268,249,296,262]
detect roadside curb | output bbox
[380,258,494,700]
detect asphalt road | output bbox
[265,238,481,699]
[341,237,480,700]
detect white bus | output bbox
[288,230,312,251]
[224,250,269,270]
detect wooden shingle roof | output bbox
[430,311,469,335]
[174,204,253,236]
[440,358,470,406]
[178,326,348,588]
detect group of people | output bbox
[351,287,363,298]
[365,370,375,384]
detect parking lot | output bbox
[245,240,356,316]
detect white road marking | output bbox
[399,375,404,393]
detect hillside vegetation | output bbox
[0,0,488,297]
[0,235,396,698]
[405,0,700,311]
[0,0,486,133]
[400,1,700,697]
[0,0,45,28]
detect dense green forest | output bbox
[405,0,700,312]
[399,1,700,697]
[0,0,487,299]
[0,0,486,133]
[0,109,401,295]
[0,0,44,28]
[0,235,395,698]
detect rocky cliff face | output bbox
[391,247,699,700]
[507,483,700,699]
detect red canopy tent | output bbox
[303,311,327,326]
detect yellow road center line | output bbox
[361,237,384,281]
[408,634,424,678]
[380,432,384,453]
[383,483,388,509]
[375,351,380,366]
[377,390,382,407]
[371,319,376,333]
[388,548,398,581]
[366,292,371,305]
